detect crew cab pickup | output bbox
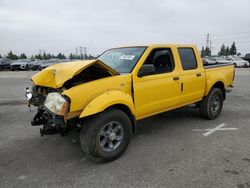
[26,44,234,162]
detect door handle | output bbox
[196,73,202,77]
[173,76,180,81]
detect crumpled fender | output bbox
[80,90,135,118]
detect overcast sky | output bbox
[0,0,250,56]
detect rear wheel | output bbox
[199,88,224,120]
[80,108,132,163]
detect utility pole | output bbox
[75,47,78,56]
[210,40,212,56]
[79,46,83,59]
[83,47,87,60]
[206,33,212,56]
[206,33,210,49]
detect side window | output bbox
[178,48,197,70]
[140,48,174,76]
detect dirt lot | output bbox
[0,69,250,188]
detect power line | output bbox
[212,38,250,44]
[213,35,250,41]
[234,40,250,44]
[213,31,250,38]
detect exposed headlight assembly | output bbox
[25,87,33,100]
[44,92,69,115]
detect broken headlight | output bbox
[44,92,69,115]
[25,87,33,100]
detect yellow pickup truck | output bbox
[26,44,234,162]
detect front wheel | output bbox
[199,88,224,120]
[80,108,132,163]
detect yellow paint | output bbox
[62,74,132,113]
[31,44,234,121]
[79,90,135,118]
[31,60,118,88]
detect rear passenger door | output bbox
[178,48,205,104]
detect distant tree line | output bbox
[217,42,239,56]
[201,42,239,57]
[32,53,66,60]
[0,51,97,60]
[201,46,211,57]
[69,53,96,60]
[2,51,28,60]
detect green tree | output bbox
[42,53,47,60]
[35,54,42,60]
[6,51,19,60]
[205,47,211,56]
[201,46,205,57]
[218,44,226,56]
[57,53,66,59]
[20,53,27,59]
[225,47,230,56]
[230,42,237,55]
[88,54,96,59]
[69,53,74,60]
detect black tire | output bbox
[199,88,224,120]
[80,108,132,163]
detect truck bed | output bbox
[203,63,234,96]
[203,63,234,69]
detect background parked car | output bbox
[0,58,12,70]
[38,59,61,70]
[10,59,31,71]
[243,53,250,64]
[226,56,249,67]
[28,60,43,70]
[204,56,231,65]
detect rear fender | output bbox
[80,90,135,118]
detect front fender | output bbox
[80,90,135,118]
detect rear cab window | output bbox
[178,48,197,70]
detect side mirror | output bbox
[138,64,156,77]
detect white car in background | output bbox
[204,56,231,65]
[226,56,249,67]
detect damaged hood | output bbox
[31,59,119,88]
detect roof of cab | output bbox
[110,44,197,49]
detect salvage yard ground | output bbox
[0,69,250,188]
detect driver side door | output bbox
[133,48,182,119]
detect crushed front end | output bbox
[25,60,119,137]
[25,85,71,136]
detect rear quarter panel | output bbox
[204,65,234,96]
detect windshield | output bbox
[98,47,146,73]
